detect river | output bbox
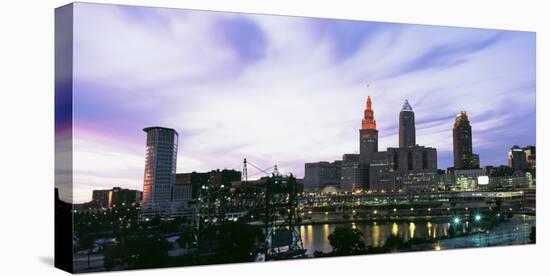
[300,221,450,255]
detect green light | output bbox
[475,214,481,221]
[453,217,460,224]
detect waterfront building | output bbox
[173,174,193,202]
[453,169,486,191]
[358,96,379,190]
[172,170,239,221]
[523,145,536,169]
[91,187,141,208]
[208,169,242,187]
[340,154,362,192]
[487,174,530,190]
[471,154,480,168]
[484,165,515,177]
[508,145,528,172]
[453,111,479,169]
[359,96,378,164]
[522,187,536,209]
[369,146,438,192]
[526,172,535,188]
[367,151,396,191]
[176,172,209,199]
[91,189,110,208]
[109,187,142,208]
[141,126,179,216]
[176,169,241,199]
[437,171,455,190]
[367,98,438,193]
[399,99,416,148]
[304,161,341,192]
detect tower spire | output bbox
[361,95,377,130]
[402,99,412,111]
[399,99,416,148]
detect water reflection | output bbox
[409,222,416,239]
[323,224,329,241]
[300,221,449,255]
[372,223,380,247]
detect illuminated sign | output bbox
[477,175,489,185]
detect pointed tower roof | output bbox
[361,95,377,130]
[454,111,470,127]
[402,99,413,111]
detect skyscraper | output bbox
[453,111,478,169]
[340,154,361,192]
[358,96,378,191]
[359,96,378,164]
[399,99,416,148]
[523,145,536,169]
[369,146,438,192]
[141,126,178,216]
[508,145,528,172]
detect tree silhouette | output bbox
[217,222,264,262]
[104,232,171,270]
[328,226,365,255]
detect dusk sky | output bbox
[70,3,535,203]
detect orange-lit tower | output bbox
[359,96,379,164]
[361,96,377,130]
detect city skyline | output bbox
[68,3,535,203]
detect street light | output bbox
[474,214,482,246]
[453,217,460,224]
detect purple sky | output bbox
[69,3,535,203]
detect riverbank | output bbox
[299,215,535,256]
[249,213,465,227]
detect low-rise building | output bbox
[340,154,362,192]
[453,169,486,191]
[91,187,142,208]
[304,161,341,192]
[369,146,438,192]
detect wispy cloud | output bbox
[70,3,535,202]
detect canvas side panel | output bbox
[55,3,75,274]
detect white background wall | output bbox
[0,0,547,275]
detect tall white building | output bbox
[141,126,178,216]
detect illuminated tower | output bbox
[453,112,477,169]
[359,96,378,164]
[141,126,178,216]
[399,99,416,148]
